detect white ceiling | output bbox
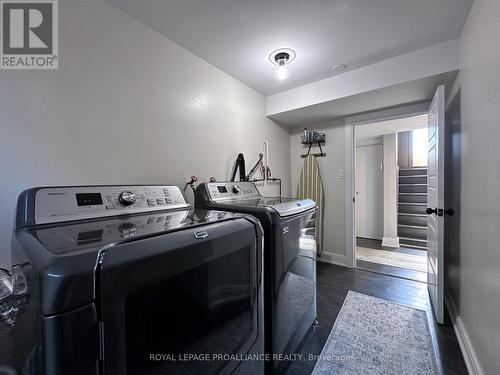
[356,114,428,143]
[106,0,472,95]
[268,71,457,126]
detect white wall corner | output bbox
[344,122,355,268]
[445,294,485,375]
[381,236,399,248]
[318,251,346,267]
[382,133,398,242]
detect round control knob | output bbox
[119,191,136,206]
[232,185,241,194]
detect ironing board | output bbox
[297,155,324,255]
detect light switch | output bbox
[338,169,345,179]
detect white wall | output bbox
[382,133,399,247]
[290,120,345,258]
[0,0,291,269]
[446,0,500,373]
[355,144,383,240]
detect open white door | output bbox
[426,85,445,323]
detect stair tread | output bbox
[399,237,427,243]
[398,224,427,229]
[401,244,428,250]
[398,202,427,206]
[398,183,427,186]
[398,236,427,242]
[399,168,428,171]
[398,193,427,195]
[400,175,428,178]
[398,213,427,217]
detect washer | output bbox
[195,181,317,374]
[0,185,264,375]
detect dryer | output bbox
[195,181,317,374]
[0,185,264,375]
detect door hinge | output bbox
[352,197,355,203]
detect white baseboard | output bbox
[381,236,400,248]
[445,294,484,375]
[318,252,346,267]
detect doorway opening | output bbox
[354,114,428,282]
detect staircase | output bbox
[398,168,428,250]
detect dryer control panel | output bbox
[205,182,261,201]
[32,185,189,225]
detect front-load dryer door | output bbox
[97,219,263,375]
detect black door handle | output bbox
[444,208,455,216]
[426,207,437,215]
[426,207,454,216]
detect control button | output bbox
[156,198,166,205]
[232,185,241,194]
[147,199,156,207]
[119,191,136,206]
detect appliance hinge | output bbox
[97,252,105,266]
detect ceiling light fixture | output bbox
[269,48,296,81]
[274,52,291,80]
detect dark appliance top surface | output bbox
[30,208,245,255]
[12,208,259,316]
[196,182,316,219]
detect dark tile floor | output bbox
[286,262,468,375]
[356,259,427,283]
[356,237,427,283]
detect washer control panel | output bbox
[34,185,189,224]
[206,182,260,201]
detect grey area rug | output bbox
[311,291,439,375]
[356,247,427,273]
